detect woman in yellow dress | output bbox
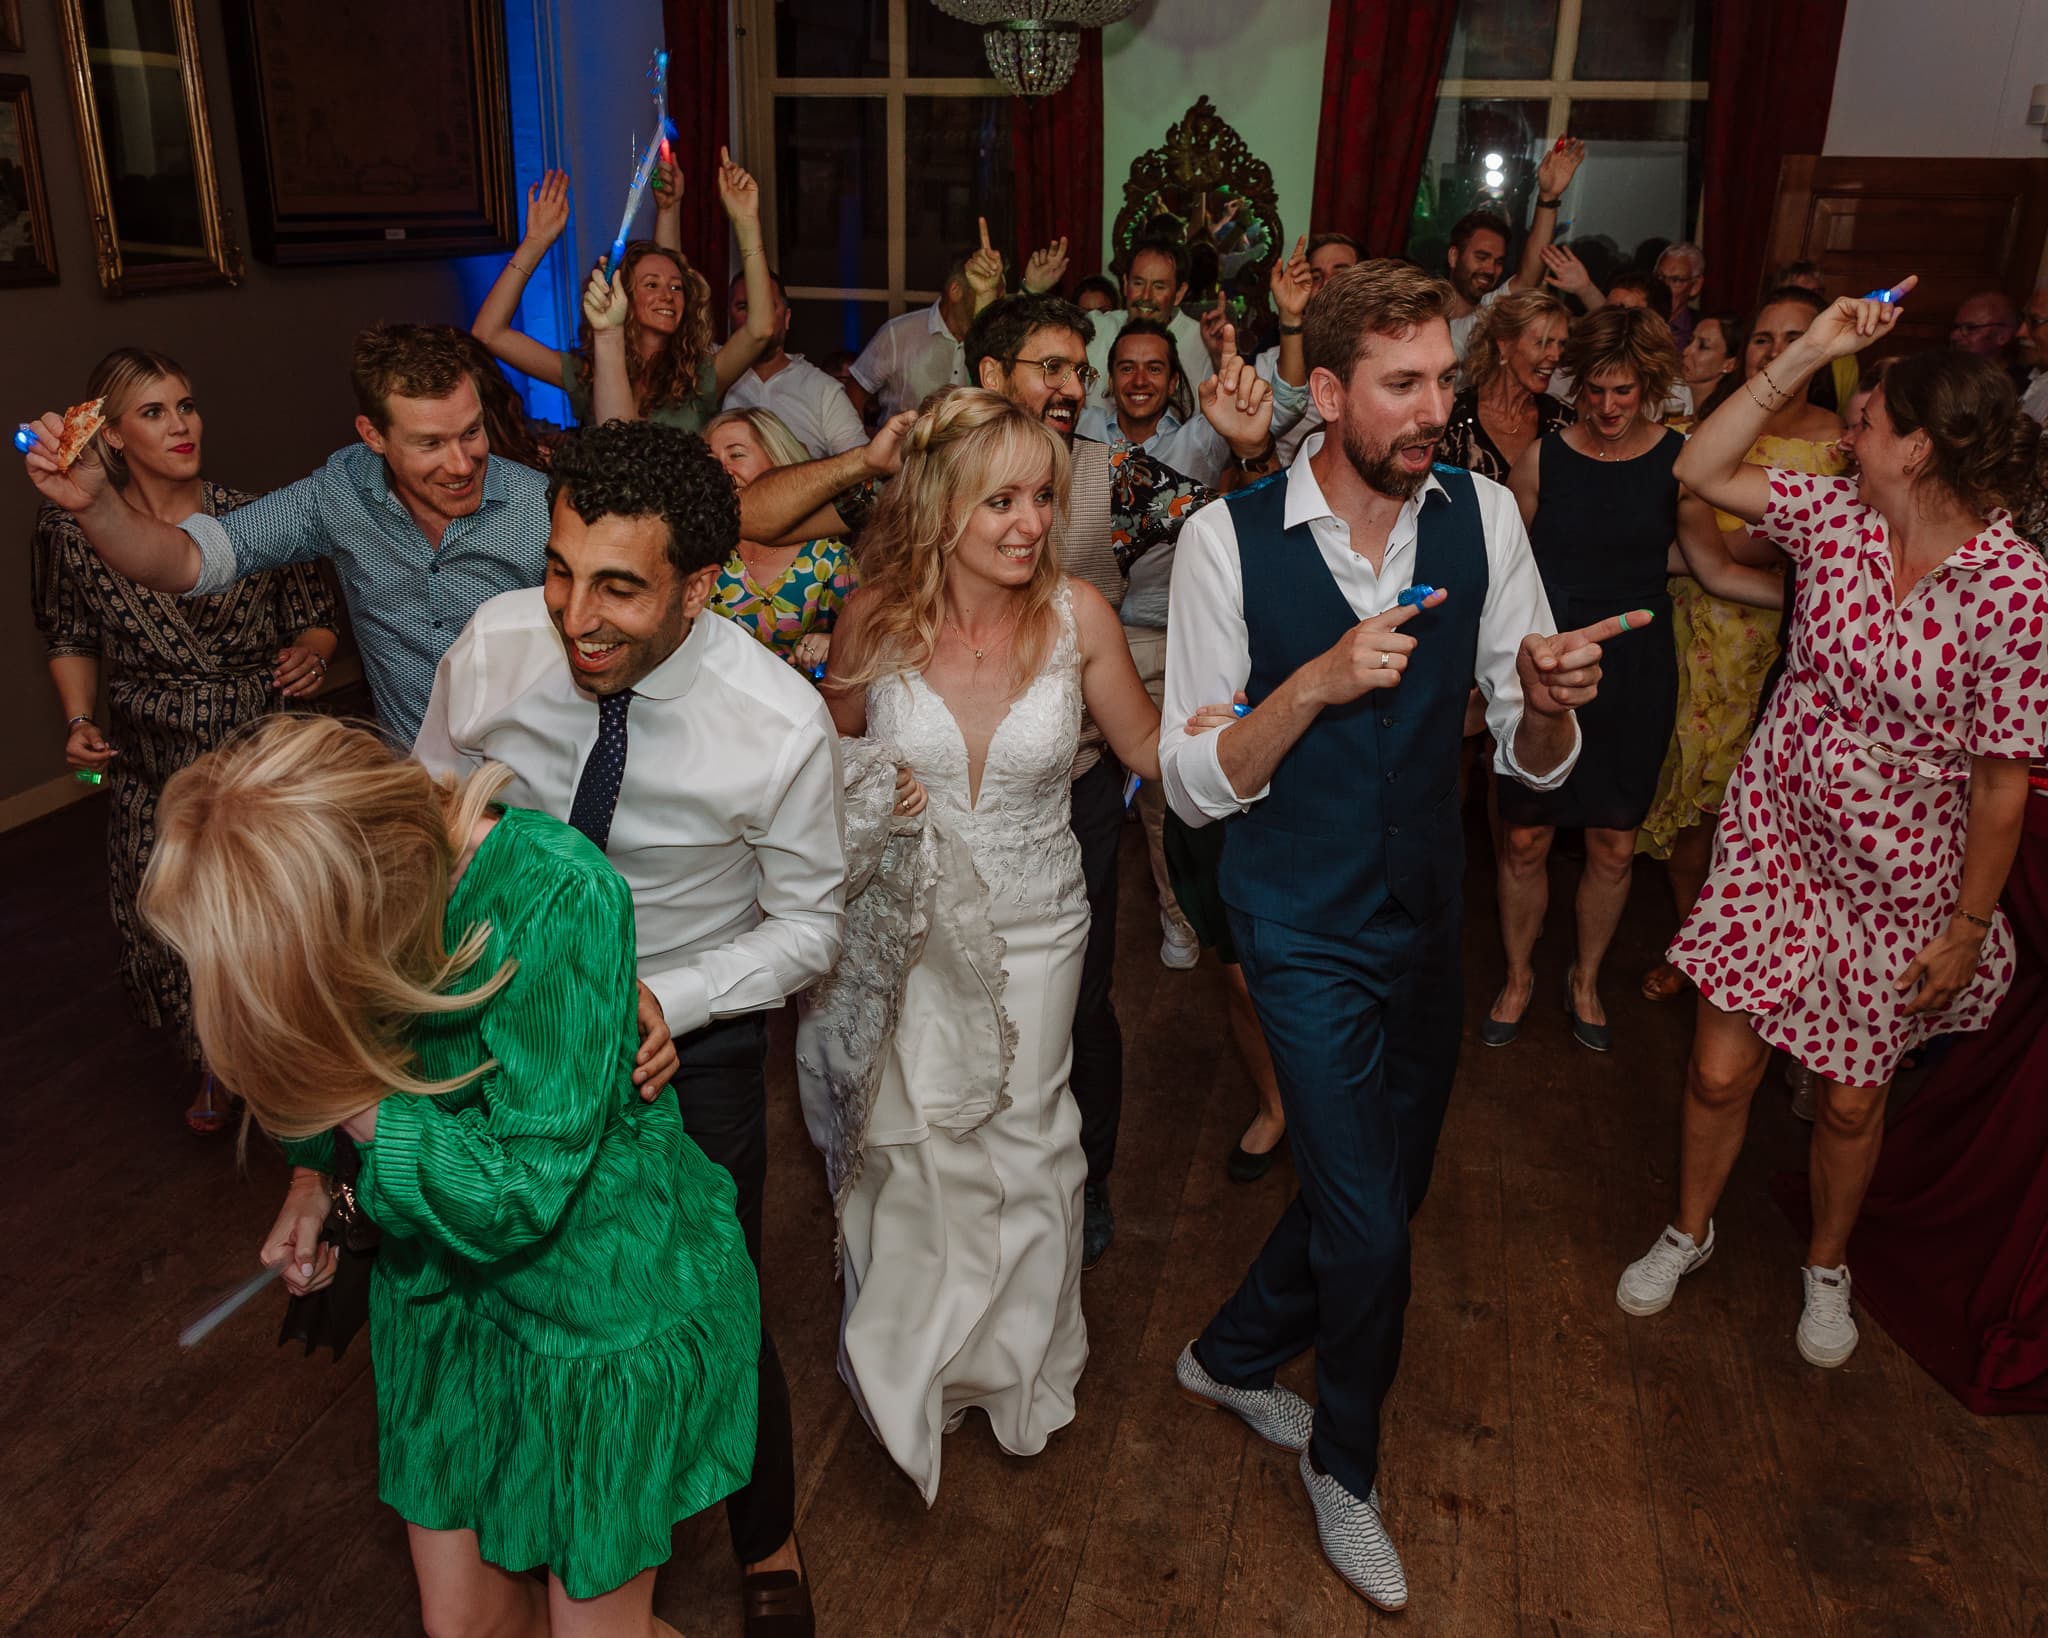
[1639,288,1845,1000]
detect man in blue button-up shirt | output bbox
[22,323,548,745]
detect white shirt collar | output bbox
[1283,431,1448,531]
[926,299,954,339]
[629,605,712,701]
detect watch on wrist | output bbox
[1235,443,1278,472]
[1278,321,1305,335]
[1537,195,1565,210]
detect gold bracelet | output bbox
[1957,908,1994,930]
[1759,364,1793,401]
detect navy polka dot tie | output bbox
[567,689,632,853]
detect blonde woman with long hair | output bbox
[141,714,761,1634]
[816,387,1163,1501]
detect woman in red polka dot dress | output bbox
[1617,277,2048,1369]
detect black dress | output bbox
[1497,427,1682,831]
[1439,386,1575,484]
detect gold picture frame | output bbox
[55,0,242,294]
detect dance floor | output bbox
[4,785,2045,1637]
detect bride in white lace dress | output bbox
[822,389,1164,1501]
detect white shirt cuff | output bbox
[1160,723,1268,826]
[180,512,238,597]
[1493,711,1581,792]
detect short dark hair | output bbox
[729,268,788,300]
[964,293,1094,382]
[1075,274,1119,305]
[1307,231,1362,260]
[545,419,738,580]
[352,323,478,430]
[1449,211,1511,254]
[1127,236,1189,290]
[1775,259,1823,285]
[942,247,977,296]
[1605,270,1662,304]
[1108,316,1182,381]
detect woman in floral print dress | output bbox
[1617,282,2048,1371]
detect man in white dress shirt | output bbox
[847,233,1005,420]
[1160,261,1642,1613]
[413,420,841,1637]
[720,269,869,457]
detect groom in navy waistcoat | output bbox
[1158,260,1649,1612]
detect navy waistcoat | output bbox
[1217,465,1490,934]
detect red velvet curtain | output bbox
[1309,0,1460,257]
[1701,0,1850,310]
[1012,30,1104,286]
[663,0,734,286]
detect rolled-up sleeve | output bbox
[181,474,331,596]
[1159,501,1264,825]
[1473,479,1581,792]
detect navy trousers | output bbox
[1195,893,1464,1500]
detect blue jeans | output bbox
[1196,894,1463,1499]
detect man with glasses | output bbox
[1652,242,1706,348]
[2018,288,2048,422]
[736,293,1275,1270]
[1950,290,2028,392]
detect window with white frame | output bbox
[1408,0,1710,281]
[735,0,1015,363]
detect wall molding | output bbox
[0,770,99,836]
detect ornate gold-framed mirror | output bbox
[1112,97,1282,297]
[56,0,242,294]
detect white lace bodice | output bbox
[867,584,1087,918]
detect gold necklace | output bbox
[945,602,1019,662]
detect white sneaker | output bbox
[1797,1264,1859,1367]
[1616,1222,1715,1316]
[1174,1342,1313,1450]
[1159,908,1200,971]
[1298,1449,1407,1610]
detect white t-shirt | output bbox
[721,353,867,457]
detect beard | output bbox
[1339,418,1446,499]
[1451,264,1499,306]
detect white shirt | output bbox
[850,300,969,420]
[1076,369,1313,490]
[721,352,867,457]
[2023,368,2048,424]
[1449,283,1509,361]
[1085,307,1215,412]
[1160,432,1580,825]
[413,590,846,1037]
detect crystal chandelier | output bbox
[931,0,1140,97]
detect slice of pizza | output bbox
[52,397,107,471]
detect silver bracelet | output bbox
[66,712,93,728]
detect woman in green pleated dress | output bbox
[140,714,760,1635]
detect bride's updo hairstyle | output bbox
[139,714,518,1140]
[837,386,1071,690]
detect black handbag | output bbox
[276,1133,380,1360]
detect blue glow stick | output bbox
[1397,583,1438,608]
[1231,702,1250,718]
[14,425,39,454]
[607,49,674,269]
[1861,283,1909,304]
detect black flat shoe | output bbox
[1481,983,1532,1047]
[1566,967,1612,1053]
[1228,1141,1280,1183]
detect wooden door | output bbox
[1761,155,2048,353]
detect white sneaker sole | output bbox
[1615,1241,1713,1317]
[1160,939,1200,971]
[1797,1327,1858,1368]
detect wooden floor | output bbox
[4,795,2045,1638]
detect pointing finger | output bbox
[1570,608,1656,647]
[1361,592,1440,632]
[978,215,992,253]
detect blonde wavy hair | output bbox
[703,405,811,472]
[837,387,1069,691]
[1465,288,1573,397]
[138,715,518,1141]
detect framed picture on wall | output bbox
[0,2,21,53]
[221,0,516,264]
[0,75,58,286]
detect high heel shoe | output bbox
[1566,967,1612,1053]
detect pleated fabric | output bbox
[285,805,760,1598]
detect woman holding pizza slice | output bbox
[30,346,339,1135]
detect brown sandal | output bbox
[1640,962,1688,1003]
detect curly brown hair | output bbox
[1882,348,2045,520]
[570,240,714,416]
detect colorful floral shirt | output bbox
[708,537,858,666]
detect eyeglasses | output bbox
[2025,312,2048,328]
[1951,321,2012,335]
[1007,355,1099,392]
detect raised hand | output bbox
[1270,233,1312,326]
[1540,243,1596,297]
[716,145,760,223]
[964,216,1006,304]
[20,411,108,515]
[1516,608,1654,717]
[1023,235,1070,294]
[864,409,918,477]
[1199,289,1230,364]
[523,169,570,248]
[651,148,682,215]
[1311,592,1446,705]
[583,263,628,331]
[1199,322,1274,456]
[1535,136,1587,200]
[1802,275,1917,360]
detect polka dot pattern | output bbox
[566,689,633,853]
[1668,469,2048,1086]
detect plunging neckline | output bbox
[909,669,1030,811]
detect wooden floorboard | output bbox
[3,800,2042,1637]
